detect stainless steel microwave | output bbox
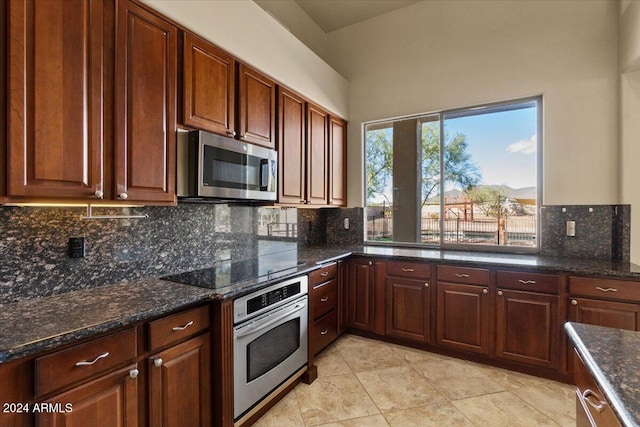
[177,130,277,201]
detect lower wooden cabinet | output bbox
[386,277,430,343]
[568,297,640,331]
[348,259,376,331]
[436,282,490,355]
[37,364,139,427]
[574,350,621,427]
[495,289,559,369]
[148,333,211,427]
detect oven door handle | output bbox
[236,302,306,339]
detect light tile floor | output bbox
[254,334,576,427]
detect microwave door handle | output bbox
[260,159,268,191]
[236,302,306,339]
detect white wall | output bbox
[324,0,619,208]
[619,1,640,264]
[141,0,349,118]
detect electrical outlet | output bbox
[566,221,576,237]
[343,218,350,230]
[68,237,86,258]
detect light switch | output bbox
[566,221,576,237]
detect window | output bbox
[365,97,541,251]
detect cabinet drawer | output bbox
[35,328,137,397]
[313,279,337,320]
[437,265,489,285]
[311,263,337,285]
[573,350,621,427]
[387,261,431,279]
[497,271,559,294]
[312,312,337,355]
[148,305,209,352]
[569,277,640,303]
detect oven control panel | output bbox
[233,275,308,324]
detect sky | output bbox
[444,106,538,191]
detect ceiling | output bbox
[267,0,421,33]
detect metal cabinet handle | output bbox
[118,192,128,200]
[129,369,139,379]
[172,320,194,331]
[402,268,415,272]
[582,389,606,412]
[94,190,104,199]
[154,358,163,367]
[482,288,488,294]
[321,272,329,277]
[596,287,618,293]
[75,352,109,367]
[320,297,329,302]
[571,299,578,306]
[368,261,373,266]
[320,330,329,335]
[498,290,503,296]
[455,273,470,278]
[227,130,237,137]
[424,282,429,288]
[518,280,536,284]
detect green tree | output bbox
[365,128,392,203]
[464,186,508,217]
[421,122,481,207]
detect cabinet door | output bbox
[115,0,177,204]
[348,260,375,331]
[568,298,639,331]
[7,0,104,199]
[149,334,211,427]
[306,102,329,205]
[337,260,349,335]
[386,277,430,343]
[436,282,490,354]
[328,116,347,206]
[277,87,306,204]
[495,289,559,369]
[238,64,276,149]
[37,365,138,427]
[182,32,235,137]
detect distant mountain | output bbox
[427,185,536,203]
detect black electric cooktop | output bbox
[162,252,305,289]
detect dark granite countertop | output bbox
[565,322,640,427]
[3,244,640,365]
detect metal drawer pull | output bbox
[424,282,429,288]
[518,280,536,284]
[455,273,470,278]
[482,288,488,294]
[129,369,139,379]
[172,320,194,331]
[498,290,503,296]
[320,297,329,302]
[154,358,163,367]
[320,330,329,335]
[596,287,618,292]
[402,268,415,272]
[582,389,606,412]
[75,352,110,367]
[571,299,578,305]
[321,272,329,277]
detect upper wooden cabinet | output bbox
[278,87,306,204]
[115,0,177,204]
[7,0,104,199]
[328,116,347,206]
[306,102,329,205]
[182,32,235,137]
[238,64,276,149]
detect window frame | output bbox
[363,96,543,254]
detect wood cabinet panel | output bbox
[36,328,137,397]
[7,0,104,199]
[437,265,489,286]
[387,261,431,279]
[182,32,235,136]
[115,0,176,203]
[328,116,347,206]
[311,311,338,356]
[306,102,328,205]
[277,87,306,204]
[495,289,559,368]
[497,271,559,294]
[574,350,621,427]
[312,279,338,321]
[436,282,490,354]
[148,333,211,427]
[386,277,430,343]
[337,260,349,335]
[568,298,639,331]
[348,260,375,331]
[569,277,640,303]
[238,64,276,148]
[37,364,139,427]
[310,263,338,285]
[147,305,210,353]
